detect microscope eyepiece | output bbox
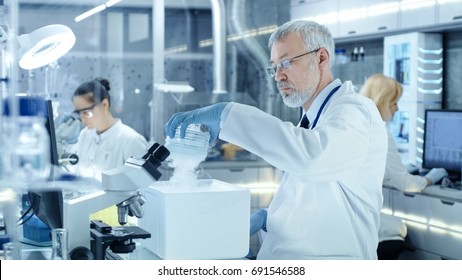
[143,143,170,168]
[142,143,160,159]
[153,145,170,162]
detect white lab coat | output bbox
[74,119,148,181]
[378,213,407,242]
[378,126,425,243]
[383,127,427,192]
[220,80,387,259]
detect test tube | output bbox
[51,228,69,260]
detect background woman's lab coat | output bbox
[75,119,148,181]
[383,128,427,192]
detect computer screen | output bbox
[28,99,63,229]
[44,100,59,167]
[423,110,462,177]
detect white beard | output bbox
[278,62,320,108]
[281,91,306,108]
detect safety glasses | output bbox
[74,103,97,118]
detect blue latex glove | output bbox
[425,168,448,184]
[246,208,268,259]
[55,113,81,144]
[165,102,229,145]
[250,208,267,236]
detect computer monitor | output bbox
[44,100,59,168]
[28,99,63,229]
[422,109,462,179]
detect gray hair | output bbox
[268,20,335,67]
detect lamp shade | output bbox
[17,24,76,70]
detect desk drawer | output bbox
[398,247,444,260]
[392,190,462,259]
[405,221,462,259]
[392,191,433,221]
[393,190,462,229]
[428,197,462,228]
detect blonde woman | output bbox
[361,74,447,259]
[361,74,447,192]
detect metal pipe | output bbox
[150,0,165,143]
[210,0,227,94]
[229,0,276,114]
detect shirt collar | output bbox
[89,119,122,141]
[304,79,342,125]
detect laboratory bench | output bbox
[200,159,279,184]
[7,242,251,260]
[2,241,161,260]
[383,185,462,260]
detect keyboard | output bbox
[447,174,461,183]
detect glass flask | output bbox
[2,96,51,185]
[11,116,51,182]
[51,228,69,260]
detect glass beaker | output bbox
[51,228,69,260]
[2,96,51,186]
[12,116,51,182]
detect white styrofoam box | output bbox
[139,179,250,259]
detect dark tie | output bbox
[300,115,310,129]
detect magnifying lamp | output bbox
[16,24,76,70]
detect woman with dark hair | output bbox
[72,78,148,225]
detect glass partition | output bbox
[12,0,290,163]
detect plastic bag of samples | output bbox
[164,124,210,185]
